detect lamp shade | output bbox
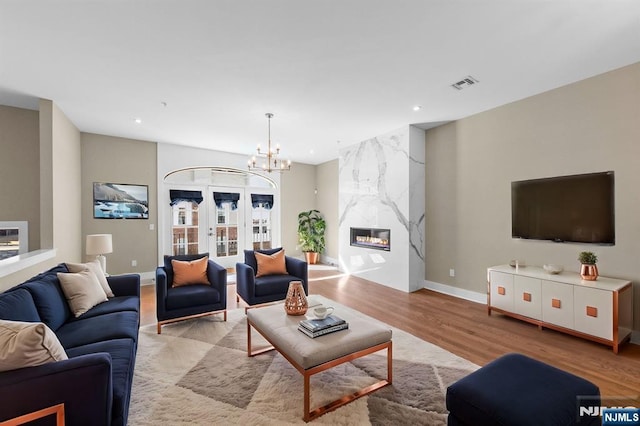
[86,234,113,255]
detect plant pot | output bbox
[304,252,319,265]
[580,264,598,281]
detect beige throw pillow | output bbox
[255,249,288,277]
[0,320,68,373]
[171,256,210,287]
[66,260,114,297]
[57,270,108,317]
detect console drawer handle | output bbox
[498,286,505,295]
[523,292,531,302]
[586,306,598,318]
[551,298,561,309]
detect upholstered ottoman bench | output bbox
[446,353,600,426]
[247,295,392,422]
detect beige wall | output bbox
[316,159,339,262]
[280,163,317,257]
[425,62,640,330]
[81,133,158,275]
[39,100,54,250]
[0,101,82,289]
[280,160,339,261]
[425,123,457,285]
[0,106,40,252]
[50,101,82,261]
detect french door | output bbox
[207,189,277,267]
[167,173,278,269]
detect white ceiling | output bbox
[1,1,639,165]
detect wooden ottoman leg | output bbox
[304,341,392,422]
[387,341,393,384]
[303,372,311,422]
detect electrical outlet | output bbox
[149,223,155,231]
[449,269,455,277]
[131,260,137,267]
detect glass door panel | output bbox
[210,189,243,268]
[252,203,272,250]
[171,201,200,255]
[215,199,238,256]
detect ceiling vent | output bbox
[451,76,479,90]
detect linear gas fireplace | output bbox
[350,227,390,251]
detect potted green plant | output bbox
[578,251,598,281]
[297,209,326,264]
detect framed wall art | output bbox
[93,182,149,219]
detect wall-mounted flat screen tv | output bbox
[511,171,614,245]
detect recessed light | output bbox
[134,118,142,124]
[413,105,422,111]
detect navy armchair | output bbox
[236,248,308,308]
[156,253,227,334]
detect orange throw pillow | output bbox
[171,257,210,287]
[255,249,288,277]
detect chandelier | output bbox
[248,113,291,173]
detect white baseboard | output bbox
[632,331,640,345]
[320,255,338,267]
[136,271,155,285]
[423,280,486,304]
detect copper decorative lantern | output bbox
[284,281,308,315]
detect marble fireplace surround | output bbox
[338,125,425,293]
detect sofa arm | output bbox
[206,260,227,304]
[108,274,141,298]
[0,353,113,426]
[285,257,309,293]
[155,267,169,318]
[235,262,256,301]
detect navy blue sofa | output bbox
[0,263,140,426]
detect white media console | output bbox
[487,265,633,353]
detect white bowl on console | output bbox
[543,264,564,274]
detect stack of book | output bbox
[298,315,349,338]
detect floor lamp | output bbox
[86,234,113,274]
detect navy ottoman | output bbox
[446,353,600,426]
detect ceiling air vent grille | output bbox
[451,76,479,90]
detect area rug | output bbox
[128,308,478,425]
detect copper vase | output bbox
[284,281,308,315]
[580,264,598,281]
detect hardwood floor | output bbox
[141,267,640,405]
